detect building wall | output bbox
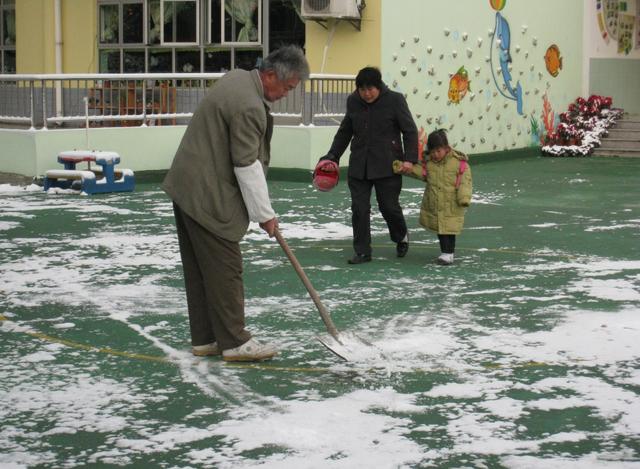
[63,0,97,73]
[305,0,381,73]
[0,125,339,176]
[590,59,640,114]
[16,0,53,73]
[585,0,640,114]
[17,0,97,73]
[586,0,640,59]
[380,0,585,155]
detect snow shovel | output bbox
[274,228,381,362]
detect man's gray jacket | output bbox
[162,69,273,242]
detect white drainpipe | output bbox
[55,0,63,121]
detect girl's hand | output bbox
[399,161,414,174]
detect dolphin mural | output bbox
[490,12,523,115]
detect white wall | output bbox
[0,126,341,177]
[583,0,640,112]
[381,0,585,154]
[585,0,640,59]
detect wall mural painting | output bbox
[530,115,541,146]
[448,66,471,104]
[490,5,524,114]
[390,0,561,152]
[539,92,555,146]
[544,44,563,77]
[489,0,507,11]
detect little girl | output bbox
[394,129,472,265]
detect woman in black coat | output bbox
[320,67,418,264]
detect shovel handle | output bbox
[274,228,341,341]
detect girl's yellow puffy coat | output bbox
[394,149,472,234]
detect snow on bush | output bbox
[542,95,623,157]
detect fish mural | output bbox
[544,44,563,77]
[490,11,524,115]
[448,66,471,104]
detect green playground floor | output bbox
[1,154,639,468]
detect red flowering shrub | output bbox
[542,95,622,156]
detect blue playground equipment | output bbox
[43,150,135,194]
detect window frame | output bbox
[160,0,200,46]
[122,0,147,44]
[219,0,262,46]
[98,0,146,45]
[148,0,161,45]
[95,0,276,74]
[1,0,16,73]
[98,0,147,72]
[207,0,221,45]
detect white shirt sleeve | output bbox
[234,160,276,223]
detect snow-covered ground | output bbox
[1,160,639,468]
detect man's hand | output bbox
[399,161,414,174]
[259,217,279,237]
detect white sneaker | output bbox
[192,342,220,357]
[222,338,278,362]
[436,253,454,265]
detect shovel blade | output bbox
[316,331,385,362]
[316,334,349,361]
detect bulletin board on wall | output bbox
[595,0,640,56]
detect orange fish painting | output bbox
[544,44,563,77]
[448,66,471,104]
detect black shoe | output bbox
[396,242,409,258]
[348,253,372,264]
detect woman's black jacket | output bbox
[327,83,418,180]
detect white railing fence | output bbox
[0,73,355,129]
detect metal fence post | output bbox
[29,80,35,130]
[306,78,313,126]
[141,80,147,126]
[41,79,48,129]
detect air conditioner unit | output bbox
[301,0,362,20]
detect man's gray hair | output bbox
[260,45,310,82]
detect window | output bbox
[235,48,262,70]
[208,0,221,43]
[99,0,145,72]
[123,2,144,43]
[96,0,304,73]
[99,3,119,43]
[219,0,261,45]
[204,47,230,72]
[1,0,16,73]
[161,0,199,45]
[99,1,144,44]
[123,49,146,72]
[149,48,172,72]
[148,0,161,44]
[99,49,121,73]
[176,48,200,72]
[207,0,262,70]
[269,0,304,51]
